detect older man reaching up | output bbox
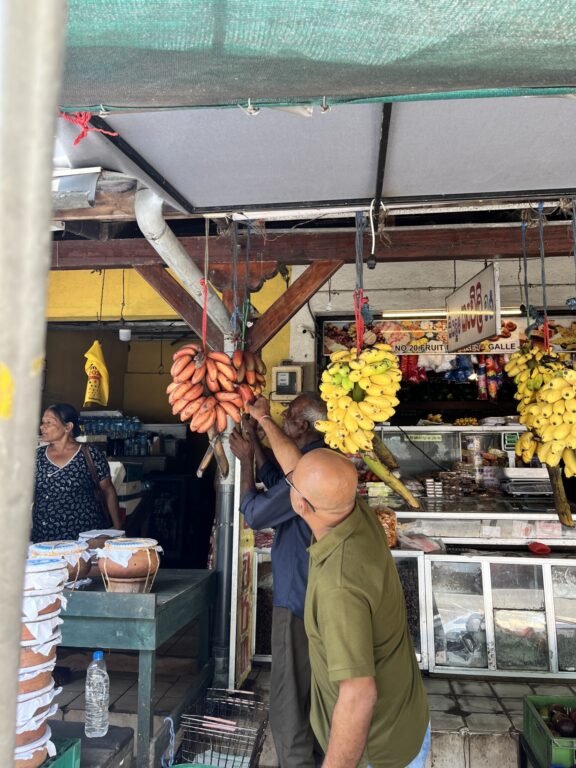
[248,396,430,768]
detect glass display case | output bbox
[425,554,576,677]
[378,425,523,478]
[395,498,576,547]
[391,551,427,669]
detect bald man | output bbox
[249,397,430,768]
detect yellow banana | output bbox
[330,350,352,362]
[314,420,340,433]
[344,411,359,433]
[553,422,572,441]
[563,448,576,475]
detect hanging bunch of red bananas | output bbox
[166,344,267,433]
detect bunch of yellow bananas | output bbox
[507,346,576,475]
[505,346,563,411]
[315,344,402,454]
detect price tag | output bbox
[503,432,520,451]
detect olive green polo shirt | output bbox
[305,499,429,768]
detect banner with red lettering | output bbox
[446,264,501,351]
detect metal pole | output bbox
[0,1,66,762]
[212,338,236,686]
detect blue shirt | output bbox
[240,440,324,620]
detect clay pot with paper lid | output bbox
[15,745,48,768]
[29,540,90,582]
[15,721,48,749]
[21,610,61,643]
[14,726,52,768]
[18,662,54,696]
[99,537,160,586]
[19,635,59,669]
[23,557,68,594]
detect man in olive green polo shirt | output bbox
[248,397,429,768]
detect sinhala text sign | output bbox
[446,264,501,352]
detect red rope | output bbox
[200,278,209,351]
[58,111,118,146]
[353,288,365,355]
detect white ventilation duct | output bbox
[134,187,230,335]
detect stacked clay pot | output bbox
[78,528,125,581]
[98,537,162,593]
[16,557,68,767]
[29,540,91,586]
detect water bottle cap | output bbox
[92,651,104,661]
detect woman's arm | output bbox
[99,477,122,529]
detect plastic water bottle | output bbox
[85,651,109,737]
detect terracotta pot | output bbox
[22,594,62,620]
[86,534,112,550]
[21,611,60,643]
[18,668,54,696]
[19,642,57,669]
[29,541,89,583]
[99,538,160,581]
[87,561,102,581]
[23,558,68,593]
[14,746,47,768]
[15,722,47,748]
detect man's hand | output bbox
[229,428,255,464]
[241,414,259,441]
[247,396,271,423]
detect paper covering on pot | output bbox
[22,592,66,621]
[23,558,68,593]
[14,725,56,766]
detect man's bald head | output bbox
[292,448,358,519]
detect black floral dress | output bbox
[32,445,110,542]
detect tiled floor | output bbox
[246,663,576,767]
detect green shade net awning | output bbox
[62,0,576,111]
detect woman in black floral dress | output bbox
[32,403,121,542]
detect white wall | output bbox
[289,255,576,361]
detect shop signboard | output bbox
[445,264,501,352]
[321,315,525,356]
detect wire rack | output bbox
[179,689,268,768]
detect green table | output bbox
[60,569,216,768]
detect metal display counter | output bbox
[426,553,576,678]
[394,497,576,548]
[60,569,216,768]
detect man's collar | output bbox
[308,501,361,565]
[301,437,326,454]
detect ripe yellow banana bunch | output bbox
[515,367,576,473]
[317,344,402,454]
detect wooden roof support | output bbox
[247,261,343,353]
[51,222,576,268]
[134,265,224,350]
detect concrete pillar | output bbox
[0,1,66,762]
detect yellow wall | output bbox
[45,269,291,421]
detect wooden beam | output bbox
[134,265,224,350]
[53,189,194,222]
[247,261,343,352]
[51,222,576,269]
